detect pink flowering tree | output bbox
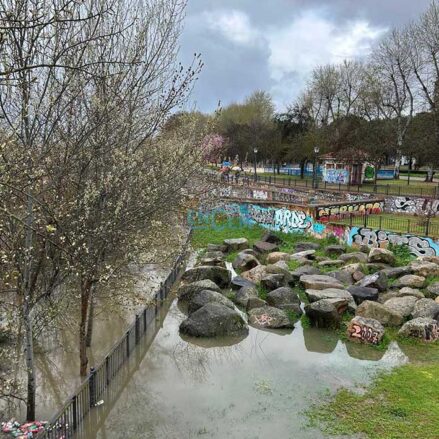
[201,134,226,165]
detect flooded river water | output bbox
[72,293,410,439]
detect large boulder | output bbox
[261,274,285,291]
[409,260,439,278]
[318,260,344,268]
[398,318,439,342]
[179,303,248,337]
[383,296,418,318]
[306,288,353,303]
[253,241,279,254]
[356,300,404,326]
[325,245,346,257]
[231,276,256,290]
[380,266,412,279]
[188,290,235,314]
[207,243,227,253]
[394,275,426,289]
[261,231,283,245]
[248,306,294,329]
[241,265,269,283]
[427,281,439,298]
[295,242,320,252]
[411,298,439,320]
[339,252,368,264]
[266,252,290,264]
[223,238,249,252]
[419,255,439,265]
[246,297,267,311]
[266,264,293,285]
[203,250,224,260]
[300,274,343,290]
[182,266,231,289]
[304,299,347,328]
[356,272,388,292]
[291,266,322,280]
[378,291,399,304]
[368,248,396,265]
[289,250,316,260]
[232,253,260,272]
[266,287,302,314]
[329,270,354,286]
[234,285,259,308]
[347,316,385,345]
[398,287,424,299]
[347,286,379,305]
[178,280,222,301]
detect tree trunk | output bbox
[85,285,95,347]
[23,299,36,421]
[79,280,92,376]
[426,166,434,182]
[394,139,402,180]
[300,160,306,179]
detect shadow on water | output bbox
[67,292,430,439]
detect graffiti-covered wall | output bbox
[385,196,439,216]
[322,169,350,184]
[315,200,384,222]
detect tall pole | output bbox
[253,147,258,182]
[312,146,319,189]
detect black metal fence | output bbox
[35,230,192,439]
[218,173,439,199]
[329,213,439,238]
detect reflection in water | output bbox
[72,298,413,439]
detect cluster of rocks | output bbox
[178,234,439,345]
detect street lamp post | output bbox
[253,147,258,182]
[313,146,320,189]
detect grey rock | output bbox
[199,257,226,267]
[261,231,283,245]
[291,266,322,280]
[339,252,368,264]
[234,286,259,308]
[179,303,248,337]
[204,251,224,260]
[384,296,418,318]
[223,238,249,252]
[290,250,316,260]
[266,252,290,264]
[178,280,222,301]
[347,286,379,305]
[318,260,344,267]
[352,271,365,282]
[248,306,294,329]
[411,298,439,319]
[306,288,356,313]
[398,317,439,341]
[231,276,256,290]
[261,274,285,291]
[300,274,344,290]
[409,260,439,277]
[356,272,388,292]
[295,242,320,252]
[427,281,439,298]
[232,253,260,272]
[188,290,235,314]
[329,270,354,285]
[368,248,396,265]
[266,287,302,314]
[246,297,267,311]
[378,291,399,304]
[182,266,231,289]
[356,300,404,326]
[207,243,227,253]
[253,241,279,254]
[325,245,346,257]
[241,265,269,283]
[398,287,424,299]
[381,266,412,279]
[304,299,346,328]
[347,316,385,345]
[394,275,426,289]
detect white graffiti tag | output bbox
[274,209,311,233]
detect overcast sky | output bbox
[179,0,431,113]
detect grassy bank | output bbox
[307,363,439,439]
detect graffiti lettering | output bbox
[348,323,381,345]
[317,201,383,221]
[323,169,349,184]
[349,227,439,257]
[252,190,269,200]
[274,209,312,233]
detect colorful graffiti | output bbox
[386,196,439,216]
[316,201,383,222]
[252,190,269,200]
[322,169,350,184]
[348,227,439,257]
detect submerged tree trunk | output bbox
[80,279,92,376]
[85,286,95,347]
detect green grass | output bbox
[307,363,439,439]
[257,285,269,301]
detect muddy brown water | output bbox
[70,293,412,439]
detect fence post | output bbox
[364,214,368,228]
[135,314,140,345]
[349,213,353,227]
[126,331,130,358]
[143,308,147,332]
[426,217,431,237]
[89,367,96,408]
[379,216,382,230]
[105,356,110,386]
[398,186,401,196]
[386,185,389,195]
[72,395,78,431]
[407,219,410,234]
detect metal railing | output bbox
[36,230,193,439]
[329,213,439,238]
[217,173,439,199]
